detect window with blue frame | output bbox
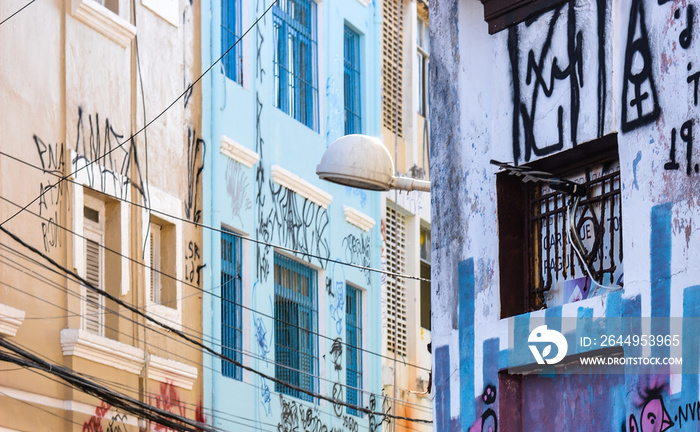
[344,26,361,135]
[346,284,363,416]
[274,254,318,402]
[221,229,243,380]
[221,0,242,83]
[273,0,319,131]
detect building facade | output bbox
[0,0,205,430]
[378,1,433,431]
[201,0,386,431]
[431,0,700,430]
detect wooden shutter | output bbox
[150,223,161,304]
[84,236,104,336]
[385,205,407,356]
[381,0,404,137]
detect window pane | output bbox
[221,0,242,83]
[221,229,243,380]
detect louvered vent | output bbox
[385,205,407,357]
[149,225,161,304]
[381,0,404,137]
[84,238,103,336]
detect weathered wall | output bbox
[430,0,700,430]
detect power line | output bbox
[0,0,36,26]
[0,225,432,424]
[0,0,279,229]
[0,149,429,283]
[0,189,432,373]
[0,244,433,417]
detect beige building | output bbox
[0,0,204,430]
[379,0,433,430]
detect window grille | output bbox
[273,0,319,131]
[274,253,318,402]
[221,0,243,83]
[346,284,363,416]
[381,0,403,136]
[385,206,407,356]
[222,229,243,380]
[528,158,622,309]
[344,26,362,135]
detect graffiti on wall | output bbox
[342,233,371,284]
[82,401,128,432]
[278,395,342,432]
[184,240,204,286]
[508,0,608,163]
[367,392,392,432]
[185,127,205,223]
[625,383,674,432]
[149,381,187,432]
[226,160,252,226]
[469,385,498,432]
[34,137,66,252]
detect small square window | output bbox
[497,135,623,317]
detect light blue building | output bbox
[201,0,384,430]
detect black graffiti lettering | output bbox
[689,63,700,106]
[332,382,343,417]
[665,127,680,171]
[34,136,65,174]
[342,233,371,284]
[621,0,660,133]
[185,127,205,223]
[679,5,694,49]
[681,120,694,175]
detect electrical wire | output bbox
[0,188,432,373]
[0,0,36,26]
[0,227,432,424]
[0,0,279,230]
[0,150,429,283]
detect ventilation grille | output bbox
[381,0,403,137]
[385,206,407,357]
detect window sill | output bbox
[0,303,25,337]
[146,303,182,331]
[148,354,198,390]
[60,328,144,374]
[344,205,375,232]
[221,135,260,168]
[70,0,136,48]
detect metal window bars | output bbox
[273,0,319,131]
[221,229,243,380]
[221,0,242,84]
[345,284,363,416]
[274,253,319,402]
[344,26,362,135]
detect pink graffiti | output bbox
[149,381,187,432]
[82,401,111,432]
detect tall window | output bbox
[386,205,407,356]
[417,17,429,117]
[420,226,431,330]
[83,198,105,336]
[346,284,363,416]
[381,0,403,136]
[274,254,318,401]
[273,0,319,131]
[221,0,242,83]
[221,229,243,380]
[148,220,176,309]
[344,26,361,135]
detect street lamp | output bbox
[316,134,431,192]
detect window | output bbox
[92,0,118,15]
[273,0,319,131]
[274,254,318,402]
[497,136,623,317]
[381,0,403,136]
[417,17,429,117]
[420,227,431,330]
[480,0,566,34]
[344,26,361,135]
[346,284,363,416]
[385,205,407,356]
[221,229,243,380]
[222,0,242,83]
[83,198,105,336]
[148,220,176,309]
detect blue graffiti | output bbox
[260,377,272,416]
[255,317,270,360]
[330,280,345,336]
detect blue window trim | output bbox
[222,0,242,83]
[273,0,319,131]
[344,26,362,135]
[346,284,363,416]
[274,253,319,402]
[221,229,243,380]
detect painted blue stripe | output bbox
[435,345,452,431]
[459,258,475,425]
[651,203,672,363]
[683,286,700,396]
[482,338,499,389]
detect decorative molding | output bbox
[344,205,376,231]
[60,328,144,374]
[355,0,370,6]
[147,355,198,390]
[0,304,25,337]
[70,0,136,48]
[270,165,333,209]
[220,135,260,168]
